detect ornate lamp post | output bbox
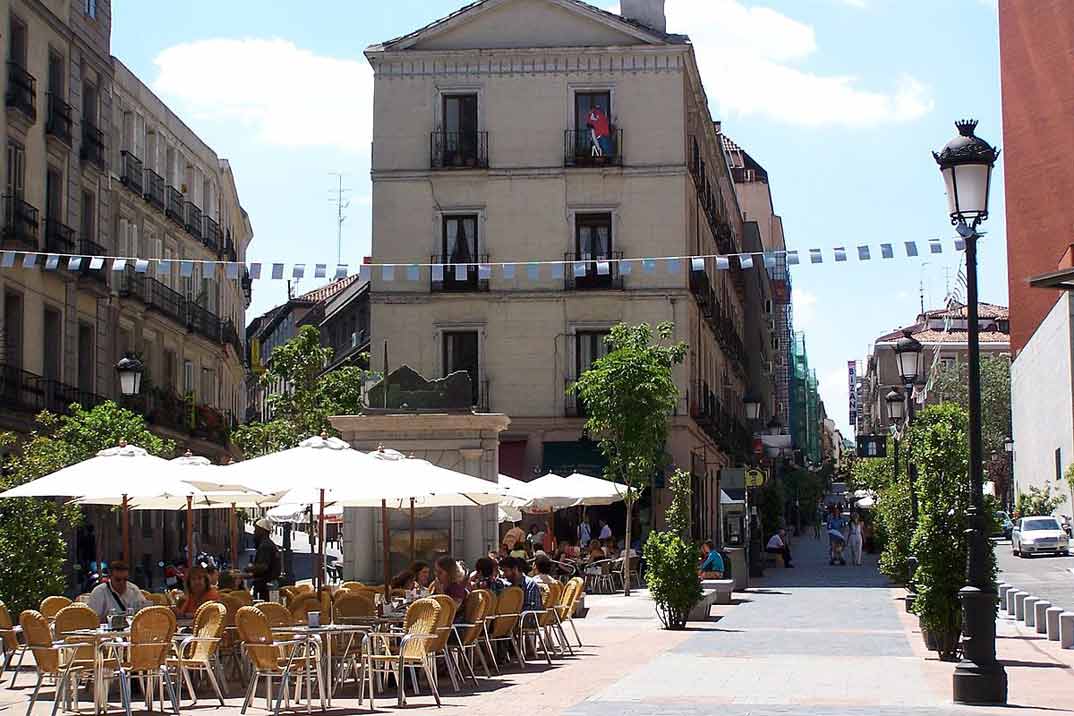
[115,355,144,396]
[934,119,1006,705]
[893,330,923,523]
[1003,438,1015,513]
[743,391,764,577]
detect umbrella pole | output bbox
[121,494,129,563]
[409,498,415,563]
[94,509,102,575]
[547,511,554,553]
[186,496,194,569]
[318,489,326,591]
[381,500,391,602]
[230,503,238,570]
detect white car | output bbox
[1012,516,1071,557]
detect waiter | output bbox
[245,518,281,600]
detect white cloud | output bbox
[836,0,867,8]
[794,288,818,329]
[152,39,373,153]
[653,0,934,127]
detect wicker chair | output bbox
[450,589,494,683]
[19,609,100,716]
[324,593,373,694]
[168,601,227,706]
[254,602,294,628]
[483,586,524,672]
[54,603,114,710]
[103,605,180,716]
[228,590,254,607]
[358,597,441,709]
[216,593,245,682]
[425,594,461,692]
[333,593,374,621]
[144,593,171,608]
[288,593,321,625]
[236,606,324,714]
[339,581,364,592]
[168,590,186,607]
[1,600,28,689]
[556,577,584,648]
[39,596,72,619]
[517,582,559,666]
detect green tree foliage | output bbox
[642,469,701,629]
[570,322,686,595]
[930,355,1011,479]
[755,477,785,539]
[908,403,996,661]
[0,402,173,614]
[849,437,914,583]
[234,325,373,457]
[1015,483,1065,518]
[783,468,827,527]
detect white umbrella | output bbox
[517,472,583,512]
[267,502,343,523]
[564,472,628,506]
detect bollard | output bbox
[998,584,1011,610]
[1015,592,1030,621]
[1046,607,1063,641]
[1007,587,1020,614]
[1034,601,1051,634]
[1061,612,1074,649]
[1025,597,1040,627]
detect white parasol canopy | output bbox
[564,472,628,506]
[514,472,583,512]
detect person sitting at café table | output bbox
[409,561,432,590]
[698,540,724,578]
[87,559,151,622]
[500,556,542,614]
[508,540,529,560]
[503,521,526,551]
[390,570,416,591]
[469,556,506,595]
[531,554,557,586]
[174,565,220,618]
[433,556,469,609]
[588,539,605,561]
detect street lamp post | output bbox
[115,355,144,397]
[934,119,1006,705]
[1003,438,1014,513]
[743,392,764,578]
[893,330,923,523]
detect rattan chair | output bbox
[517,582,558,666]
[53,603,115,711]
[19,609,97,716]
[450,589,494,683]
[556,577,584,648]
[424,594,461,692]
[339,581,364,592]
[39,596,72,620]
[333,593,374,621]
[217,593,245,683]
[254,602,294,628]
[288,594,321,625]
[168,601,227,706]
[168,590,186,607]
[1,600,28,689]
[483,586,524,672]
[103,605,180,716]
[144,592,171,608]
[228,590,254,607]
[358,597,441,709]
[236,606,324,714]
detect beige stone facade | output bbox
[365,0,764,539]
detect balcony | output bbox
[689,264,717,320]
[75,239,107,284]
[6,63,36,122]
[80,121,106,170]
[223,234,237,262]
[430,131,488,170]
[564,251,624,290]
[165,186,184,225]
[45,94,72,145]
[430,254,490,293]
[187,301,221,343]
[138,388,230,447]
[124,273,229,346]
[44,218,76,254]
[689,380,750,458]
[184,202,203,241]
[564,128,623,167]
[2,195,39,250]
[143,169,165,211]
[203,216,221,253]
[714,221,735,255]
[222,319,243,358]
[120,151,143,195]
[0,363,107,417]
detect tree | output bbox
[0,402,174,614]
[849,437,913,583]
[930,355,1011,481]
[1015,483,1065,518]
[643,469,701,629]
[1066,463,1074,516]
[234,325,374,457]
[570,322,686,595]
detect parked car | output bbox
[994,511,1014,539]
[1012,516,1071,557]
[1060,515,1073,537]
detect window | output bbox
[45,167,62,220]
[201,367,216,408]
[47,50,64,98]
[183,360,195,397]
[440,93,479,166]
[3,292,24,369]
[42,307,62,381]
[77,322,94,393]
[163,349,177,390]
[82,80,98,124]
[570,91,616,163]
[442,215,477,263]
[572,213,614,289]
[443,331,479,406]
[84,0,97,19]
[6,141,26,199]
[575,331,610,377]
[9,16,27,67]
[1056,448,1062,483]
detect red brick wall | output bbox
[999,0,1074,355]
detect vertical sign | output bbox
[848,360,858,434]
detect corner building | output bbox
[366,0,765,537]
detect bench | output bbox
[687,578,735,621]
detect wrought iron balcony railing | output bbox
[5,63,36,121]
[564,128,623,167]
[120,151,143,195]
[563,251,624,290]
[143,169,165,211]
[44,218,76,254]
[1,195,39,250]
[202,216,221,253]
[430,254,490,292]
[45,93,72,144]
[430,131,488,169]
[80,121,106,169]
[184,202,203,241]
[165,186,184,225]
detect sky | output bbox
[111,0,1006,438]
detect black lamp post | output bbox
[885,389,905,519]
[115,355,144,396]
[934,119,1007,705]
[743,391,764,578]
[1003,438,1014,513]
[893,330,923,524]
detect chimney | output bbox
[620,0,666,33]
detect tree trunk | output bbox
[622,495,633,596]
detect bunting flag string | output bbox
[0,238,968,283]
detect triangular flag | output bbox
[1,252,14,268]
[90,257,104,270]
[432,264,444,282]
[271,263,284,279]
[382,265,394,281]
[478,264,491,280]
[502,264,516,279]
[620,260,632,275]
[23,254,38,268]
[690,257,705,272]
[929,240,943,254]
[45,254,60,271]
[573,261,586,278]
[834,247,847,262]
[67,256,83,271]
[857,246,871,261]
[226,263,240,279]
[358,264,370,282]
[904,242,918,257]
[880,244,893,259]
[407,265,420,281]
[715,256,730,270]
[134,259,149,273]
[739,255,753,270]
[455,264,467,281]
[335,264,348,279]
[809,249,823,264]
[248,262,262,279]
[292,264,305,280]
[787,251,799,266]
[527,263,539,280]
[551,263,564,279]
[596,260,610,276]
[314,264,326,278]
[182,261,195,277]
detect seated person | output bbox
[432,555,469,609]
[560,539,581,560]
[174,566,221,617]
[588,539,606,561]
[86,560,150,622]
[531,554,557,586]
[469,556,506,595]
[390,570,416,591]
[765,528,794,568]
[698,540,724,578]
[409,561,432,590]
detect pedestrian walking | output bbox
[827,506,848,566]
[848,513,864,566]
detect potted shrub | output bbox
[643,469,701,630]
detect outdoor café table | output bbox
[64,627,130,715]
[270,622,377,707]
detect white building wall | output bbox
[1011,292,1074,515]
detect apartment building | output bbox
[1,0,253,575]
[365,0,772,538]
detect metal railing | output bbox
[165,186,184,225]
[137,388,230,447]
[80,121,106,169]
[0,363,106,417]
[184,202,203,241]
[564,128,623,167]
[143,169,165,211]
[476,379,489,413]
[563,251,624,290]
[203,216,221,253]
[45,93,72,144]
[223,231,237,262]
[6,63,36,121]
[430,131,488,169]
[2,195,39,249]
[430,253,490,292]
[187,301,222,342]
[143,276,186,326]
[120,151,143,195]
[222,319,243,358]
[44,218,75,254]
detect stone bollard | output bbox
[1007,588,1020,614]
[1034,601,1052,634]
[1025,597,1040,627]
[1046,607,1063,641]
[1014,592,1030,621]
[1061,612,1074,649]
[998,584,1011,611]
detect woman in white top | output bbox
[848,513,864,566]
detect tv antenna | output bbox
[328,173,351,267]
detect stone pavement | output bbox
[4,536,1072,715]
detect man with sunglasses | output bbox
[86,560,150,622]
